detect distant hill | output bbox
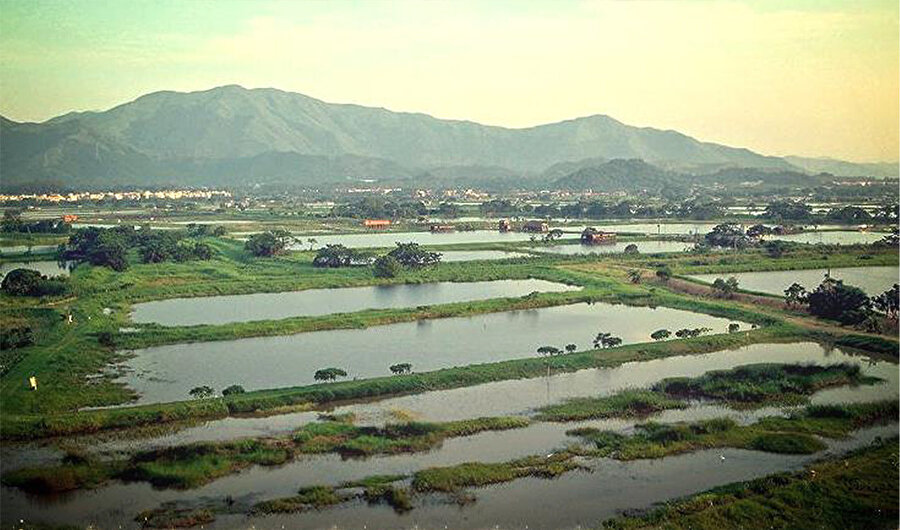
[0,85,892,190]
[553,159,679,191]
[783,156,898,179]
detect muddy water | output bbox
[114,302,748,406]
[130,279,576,326]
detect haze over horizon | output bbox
[1,0,898,163]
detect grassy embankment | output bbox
[567,400,897,459]
[602,437,899,530]
[2,363,879,494]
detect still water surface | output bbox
[689,266,898,296]
[130,279,577,326]
[0,260,71,281]
[116,302,748,405]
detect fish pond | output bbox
[130,279,576,326]
[689,266,898,296]
[115,302,748,405]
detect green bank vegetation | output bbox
[603,438,899,530]
[535,363,878,421]
[2,415,528,493]
[567,401,898,460]
[238,401,897,523]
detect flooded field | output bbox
[0,245,57,255]
[557,222,717,235]
[439,250,529,262]
[4,340,895,528]
[115,302,748,405]
[689,266,899,296]
[539,240,693,255]
[771,231,885,245]
[46,342,895,457]
[130,279,576,326]
[289,230,537,248]
[0,260,71,281]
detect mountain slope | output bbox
[0,85,887,190]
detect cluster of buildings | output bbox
[0,189,231,203]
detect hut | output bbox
[363,219,391,229]
[430,224,455,233]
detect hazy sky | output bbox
[1,0,897,162]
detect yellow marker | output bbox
[28,376,37,390]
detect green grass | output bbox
[411,453,582,492]
[251,486,345,514]
[652,362,877,405]
[2,416,529,493]
[602,438,899,530]
[536,390,688,422]
[536,363,878,421]
[567,400,897,460]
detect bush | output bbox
[1,269,69,297]
[222,385,246,396]
[373,256,402,278]
[807,278,871,324]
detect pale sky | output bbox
[1,0,897,162]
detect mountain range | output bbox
[1,85,896,192]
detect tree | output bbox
[727,323,740,333]
[627,269,642,284]
[871,284,899,320]
[314,367,348,382]
[746,224,773,239]
[784,283,808,308]
[704,224,751,249]
[389,363,413,375]
[623,243,639,255]
[189,386,214,399]
[711,277,739,298]
[593,332,622,349]
[1,269,42,296]
[655,265,672,283]
[763,201,811,221]
[1,269,68,297]
[806,277,871,324]
[245,230,293,257]
[313,244,374,268]
[222,384,246,396]
[387,242,441,268]
[537,346,562,376]
[763,240,787,258]
[650,329,671,341]
[373,255,402,278]
[565,343,577,354]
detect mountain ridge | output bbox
[1,85,896,191]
